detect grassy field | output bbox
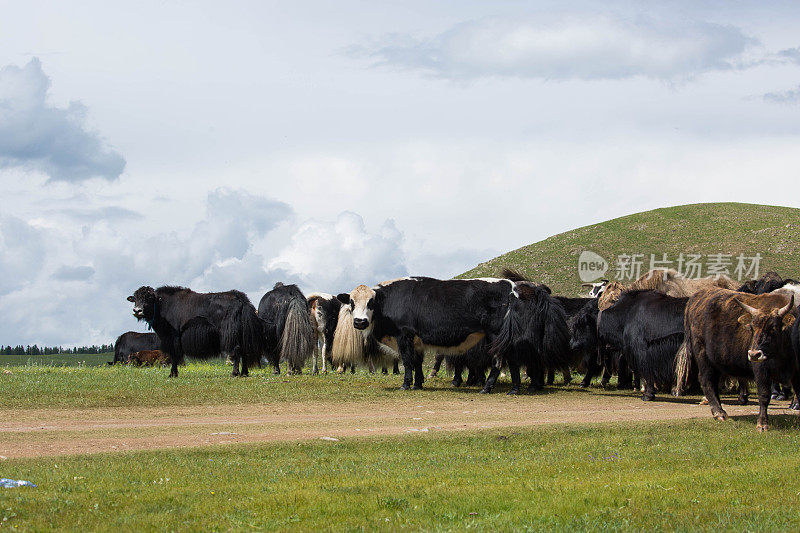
[1,361,603,410]
[460,202,800,295]
[2,417,800,531]
[0,353,113,368]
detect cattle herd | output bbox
[117,268,800,431]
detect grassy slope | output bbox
[460,202,800,296]
[3,418,800,531]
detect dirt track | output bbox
[4,391,795,459]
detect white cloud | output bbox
[353,13,757,81]
[267,212,407,293]
[0,216,47,295]
[0,58,125,182]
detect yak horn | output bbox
[778,295,795,317]
[733,298,759,316]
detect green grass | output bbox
[2,418,800,531]
[460,202,800,295]
[0,353,112,368]
[1,362,584,410]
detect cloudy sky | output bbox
[2,0,800,345]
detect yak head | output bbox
[127,286,157,322]
[735,295,795,362]
[337,285,381,333]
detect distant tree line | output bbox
[0,344,114,355]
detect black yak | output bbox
[110,331,159,364]
[127,286,265,377]
[258,283,316,374]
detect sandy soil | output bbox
[2,392,795,458]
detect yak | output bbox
[258,283,316,374]
[127,285,265,377]
[680,287,798,431]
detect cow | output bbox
[110,331,159,365]
[128,349,169,366]
[680,287,798,431]
[598,268,741,310]
[337,275,571,394]
[127,286,266,378]
[258,283,316,374]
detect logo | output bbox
[578,250,609,282]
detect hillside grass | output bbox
[460,202,800,295]
[3,418,800,531]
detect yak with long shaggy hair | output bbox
[597,289,689,401]
[127,286,265,377]
[485,274,572,394]
[258,283,316,374]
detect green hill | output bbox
[459,202,800,296]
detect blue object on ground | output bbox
[1,478,37,488]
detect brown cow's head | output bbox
[337,285,381,333]
[127,286,157,321]
[735,295,795,362]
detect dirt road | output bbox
[2,393,795,458]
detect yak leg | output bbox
[507,361,521,395]
[770,382,787,401]
[398,332,416,390]
[321,339,327,374]
[350,364,356,374]
[382,366,388,375]
[697,358,726,421]
[581,355,600,388]
[617,356,633,389]
[790,375,800,412]
[546,368,555,386]
[452,362,464,387]
[312,341,319,375]
[430,353,444,378]
[368,359,376,374]
[642,380,656,402]
[736,379,749,405]
[753,366,772,431]
[393,360,400,374]
[562,366,572,386]
[412,353,424,390]
[236,347,249,377]
[481,357,503,394]
[528,366,544,392]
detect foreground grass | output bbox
[461,202,800,294]
[2,418,800,531]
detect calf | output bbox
[128,349,169,366]
[682,287,798,431]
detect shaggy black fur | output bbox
[258,283,316,374]
[598,290,688,401]
[127,285,265,377]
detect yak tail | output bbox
[673,340,691,396]
[240,307,265,366]
[500,268,528,282]
[279,298,315,373]
[331,305,365,368]
[490,286,571,374]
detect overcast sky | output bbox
[2,0,800,345]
